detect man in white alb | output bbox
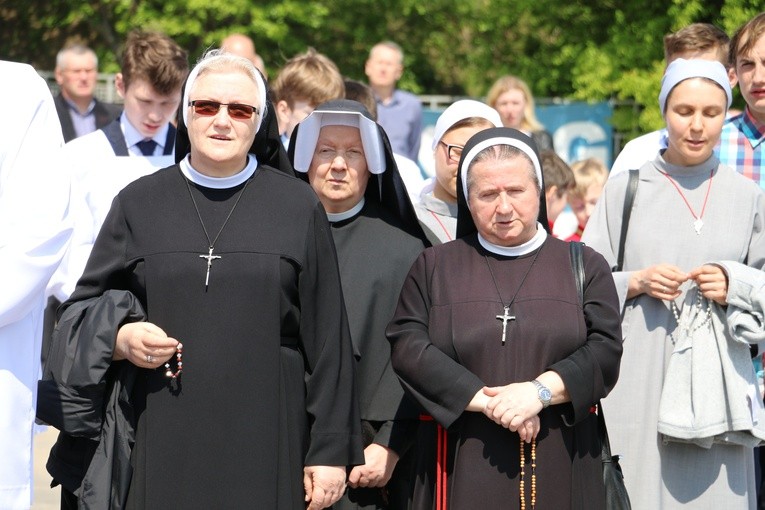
[0,60,72,510]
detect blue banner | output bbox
[537,101,613,167]
[422,101,613,169]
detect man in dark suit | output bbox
[53,44,120,142]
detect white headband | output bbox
[292,110,386,174]
[658,58,732,113]
[182,52,267,132]
[431,99,503,151]
[459,136,543,203]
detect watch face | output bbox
[539,388,552,402]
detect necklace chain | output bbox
[659,168,714,235]
[484,248,541,308]
[484,247,541,345]
[428,210,453,241]
[185,178,251,249]
[185,178,251,288]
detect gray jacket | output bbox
[658,261,765,448]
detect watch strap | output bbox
[532,379,551,408]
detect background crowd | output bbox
[2,8,765,510]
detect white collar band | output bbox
[326,197,365,222]
[180,154,257,189]
[477,222,547,256]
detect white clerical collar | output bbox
[180,154,257,189]
[326,198,365,222]
[478,222,547,256]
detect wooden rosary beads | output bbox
[519,437,537,510]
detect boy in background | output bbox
[561,158,608,241]
[539,150,575,232]
[48,31,188,304]
[271,48,345,149]
[718,12,765,189]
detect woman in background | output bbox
[486,75,554,151]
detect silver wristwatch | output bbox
[532,379,552,408]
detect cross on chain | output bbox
[199,246,221,289]
[496,305,516,345]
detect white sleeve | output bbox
[0,63,72,327]
[609,131,663,179]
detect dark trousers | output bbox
[60,487,78,510]
[754,446,765,510]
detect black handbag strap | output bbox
[598,403,615,463]
[571,241,630,507]
[569,241,584,306]
[569,242,612,458]
[616,169,639,271]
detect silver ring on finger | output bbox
[146,354,154,363]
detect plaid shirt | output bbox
[715,108,765,189]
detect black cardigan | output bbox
[38,290,145,509]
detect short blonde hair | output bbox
[486,75,544,132]
[570,158,608,198]
[271,48,344,108]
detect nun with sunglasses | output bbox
[387,127,622,509]
[38,50,362,510]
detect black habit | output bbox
[387,127,622,509]
[330,200,425,509]
[44,165,363,508]
[386,235,622,509]
[289,100,429,509]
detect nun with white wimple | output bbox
[387,127,622,509]
[39,50,363,510]
[415,99,502,245]
[583,58,765,508]
[290,99,429,510]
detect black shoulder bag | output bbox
[569,241,632,510]
[616,169,639,271]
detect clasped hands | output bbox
[473,382,542,443]
[634,263,728,304]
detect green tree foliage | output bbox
[0,0,758,141]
